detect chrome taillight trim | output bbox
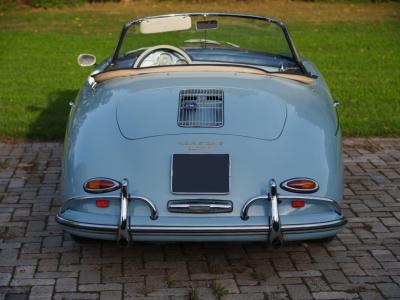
[280,177,319,194]
[83,177,121,193]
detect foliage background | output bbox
[0,0,399,139]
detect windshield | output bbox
[111,14,304,74]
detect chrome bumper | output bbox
[116,178,158,247]
[57,178,345,247]
[241,179,343,247]
[56,214,346,236]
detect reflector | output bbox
[96,199,110,208]
[291,200,305,208]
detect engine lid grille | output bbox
[178,89,224,128]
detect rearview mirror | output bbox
[196,20,218,30]
[77,53,96,67]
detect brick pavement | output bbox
[0,138,399,300]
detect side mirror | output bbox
[77,53,96,67]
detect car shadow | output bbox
[27,89,78,140]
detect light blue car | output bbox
[56,13,346,248]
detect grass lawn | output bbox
[0,1,399,139]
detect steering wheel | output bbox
[133,45,192,68]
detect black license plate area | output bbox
[172,154,230,194]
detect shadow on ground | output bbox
[27,89,78,140]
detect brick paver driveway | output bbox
[0,138,399,300]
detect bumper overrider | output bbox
[56,179,346,248]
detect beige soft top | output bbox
[93,65,316,85]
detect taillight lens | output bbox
[84,178,120,193]
[280,178,318,193]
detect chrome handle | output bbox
[131,196,158,220]
[168,200,232,214]
[240,195,268,220]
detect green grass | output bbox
[0,8,399,139]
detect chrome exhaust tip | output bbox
[270,235,283,249]
[117,236,130,248]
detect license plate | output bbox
[171,154,230,194]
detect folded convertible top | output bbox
[93,65,317,84]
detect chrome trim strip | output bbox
[280,196,342,215]
[61,195,159,220]
[56,215,117,231]
[241,195,342,220]
[168,199,233,213]
[169,204,232,209]
[282,218,347,232]
[56,214,346,235]
[280,177,319,194]
[117,179,131,247]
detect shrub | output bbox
[27,0,85,8]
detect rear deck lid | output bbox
[116,86,287,140]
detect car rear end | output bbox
[56,70,345,248]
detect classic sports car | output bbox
[56,13,346,248]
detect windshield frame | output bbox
[110,13,309,75]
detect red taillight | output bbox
[280,178,318,193]
[96,199,110,208]
[291,200,305,208]
[84,178,120,193]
